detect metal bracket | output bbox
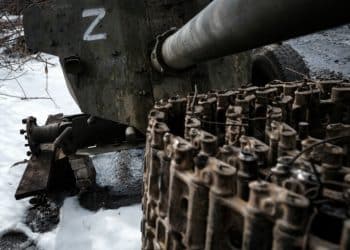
[151,27,178,74]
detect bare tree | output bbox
[0,1,58,104]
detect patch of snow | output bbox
[93,149,144,194]
[54,198,141,250]
[288,24,350,78]
[0,164,30,234]
[0,15,21,22]
[0,55,80,166]
[0,54,142,249]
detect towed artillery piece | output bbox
[14,0,350,249]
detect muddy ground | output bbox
[288,24,350,79]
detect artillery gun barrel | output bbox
[154,0,350,71]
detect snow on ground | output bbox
[0,55,142,250]
[288,24,350,78]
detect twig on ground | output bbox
[0,71,27,81]
[11,159,28,168]
[285,66,316,83]
[44,61,59,108]
[15,78,27,98]
[0,92,51,100]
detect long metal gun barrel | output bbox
[153,0,350,71]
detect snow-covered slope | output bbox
[0,55,142,250]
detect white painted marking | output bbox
[82,8,107,41]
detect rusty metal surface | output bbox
[15,113,131,200]
[21,114,128,156]
[142,80,350,249]
[69,154,96,193]
[15,148,54,200]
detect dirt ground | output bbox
[288,24,350,79]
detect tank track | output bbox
[142,80,350,250]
